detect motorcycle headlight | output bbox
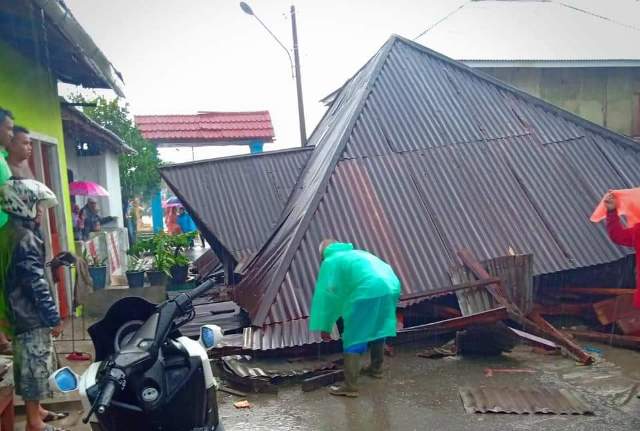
[199,325,223,350]
[49,367,80,393]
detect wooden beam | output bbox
[400,307,509,334]
[528,312,594,365]
[401,277,502,302]
[457,248,594,365]
[565,330,640,351]
[560,287,634,296]
[532,303,593,317]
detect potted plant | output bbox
[83,249,108,289]
[169,232,196,284]
[131,233,174,286]
[126,255,147,288]
[170,253,190,284]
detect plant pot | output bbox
[170,265,189,284]
[88,266,108,289]
[147,270,168,287]
[126,271,145,288]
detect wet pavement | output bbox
[13,334,640,430]
[219,344,640,431]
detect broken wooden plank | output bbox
[457,248,593,365]
[528,312,594,364]
[301,370,344,392]
[565,330,640,351]
[560,287,634,296]
[457,250,512,309]
[593,294,638,326]
[401,307,509,334]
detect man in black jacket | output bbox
[0,178,65,431]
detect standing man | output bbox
[0,108,15,354]
[0,108,14,227]
[7,125,34,179]
[604,191,640,308]
[0,178,66,431]
[80,198,115,240]
[309,240,401,397]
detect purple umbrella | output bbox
[163,196,183,208]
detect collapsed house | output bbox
[161,147,313,278]
[162,35,640,352]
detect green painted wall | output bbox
[480,67,640,137]
[0,39,74,250]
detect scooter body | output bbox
[51,282,224,431]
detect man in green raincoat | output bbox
[309,240,401,397]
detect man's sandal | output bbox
[43,411,69,422]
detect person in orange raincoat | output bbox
[165,207,181,235]
[602,191,640,309]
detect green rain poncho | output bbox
[309,242,401,349]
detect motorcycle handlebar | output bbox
[96,379,117,414]
[185,278,216,301]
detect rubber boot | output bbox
[330,354,360,397]
[361,341,384,379]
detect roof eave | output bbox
[35,0,125,96]
[61,104,136,155]
[462,59,640,68]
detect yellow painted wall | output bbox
[0,39,74,251]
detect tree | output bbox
[69,95,162,201]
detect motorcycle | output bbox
[49,278,225,431]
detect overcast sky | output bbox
[62,0,640,162]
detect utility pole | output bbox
[290,5,306,146]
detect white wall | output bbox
[64,145,124,227]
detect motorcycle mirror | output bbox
[198,325,223,350]
[48,367,80,393]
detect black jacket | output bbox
[5,218,61,334]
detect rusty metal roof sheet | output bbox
[459,387,593,415]
[160,147,313,266]
[233,35,640,350]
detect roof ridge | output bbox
[236,37,398,326]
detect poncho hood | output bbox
[323,242,354,258]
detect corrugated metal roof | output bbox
[415,0,640,64]
[459,386,593,415]
[61,104,135,155]
[135,111,275,144]
[160,148,313,266]
[234,35,640,350]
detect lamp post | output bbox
[239,2,307,147]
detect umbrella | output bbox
[69,181,109,197]
[163,196,183,208]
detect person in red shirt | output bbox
[604,191,640,308]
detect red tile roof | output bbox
[134,111,274,144]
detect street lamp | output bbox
[239,2,307,147]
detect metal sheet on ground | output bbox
[459,386,594,415]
